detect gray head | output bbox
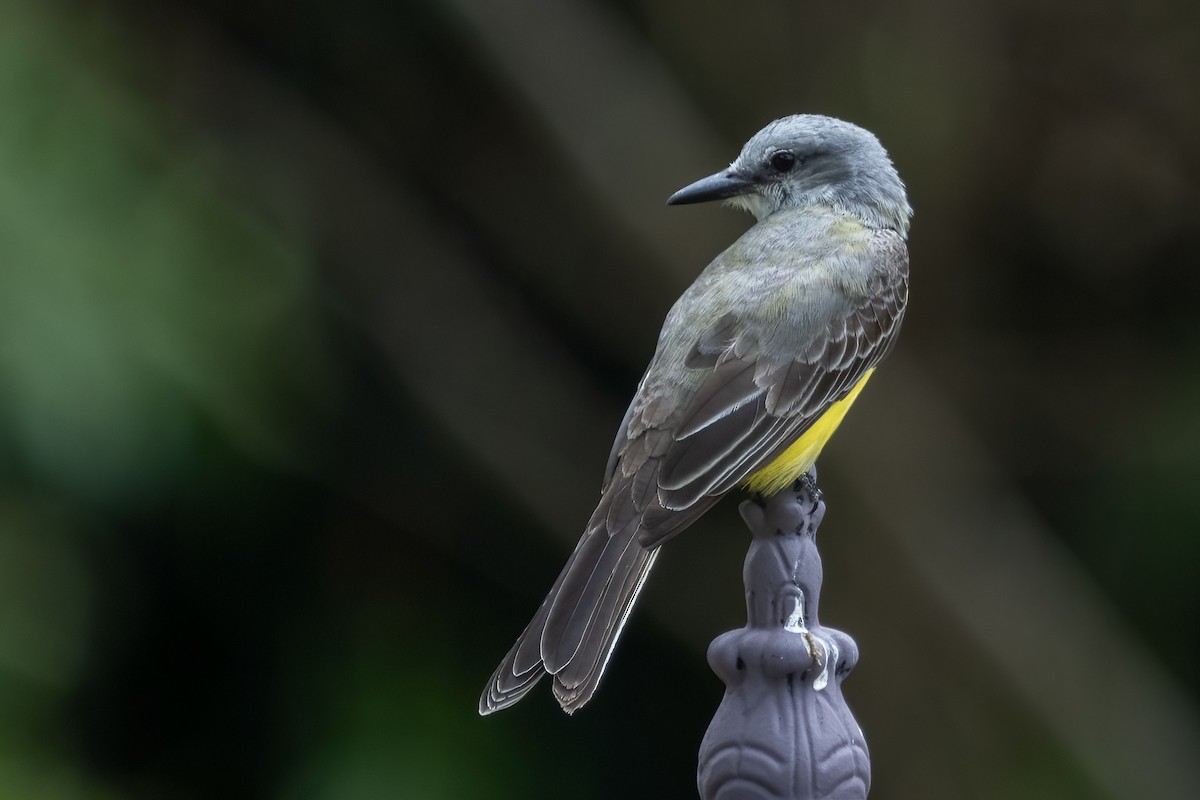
[668,115,912,236]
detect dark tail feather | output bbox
[552,546,658,712]
[478,480,718,715]
[478,506,657,715]
[478,609,550,714]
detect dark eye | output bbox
[770,151,797,172]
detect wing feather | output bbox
[650,251,908,545]
[479,230,909,715]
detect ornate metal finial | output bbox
[698,471,869,799]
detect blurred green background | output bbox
[1,0,1198,798]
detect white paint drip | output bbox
[813,636,839,692]
[783,590,838,691]
[784,593,806,633]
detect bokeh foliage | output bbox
[1,0,1198,798]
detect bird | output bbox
[479,114,911,715]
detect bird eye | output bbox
[770,151,797,172]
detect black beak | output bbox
[666,169,756,205]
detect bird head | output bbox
[667,114,912,236]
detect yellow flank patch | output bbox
[742,369,875,497]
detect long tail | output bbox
[479,478,715,714]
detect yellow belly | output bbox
[742,369,874,497]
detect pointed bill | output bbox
[667,169,756,205]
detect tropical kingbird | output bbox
[480,114,911,714]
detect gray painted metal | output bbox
[699,473,869,799]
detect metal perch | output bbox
[698,472,869,800]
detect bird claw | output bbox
[794,469,823,505]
